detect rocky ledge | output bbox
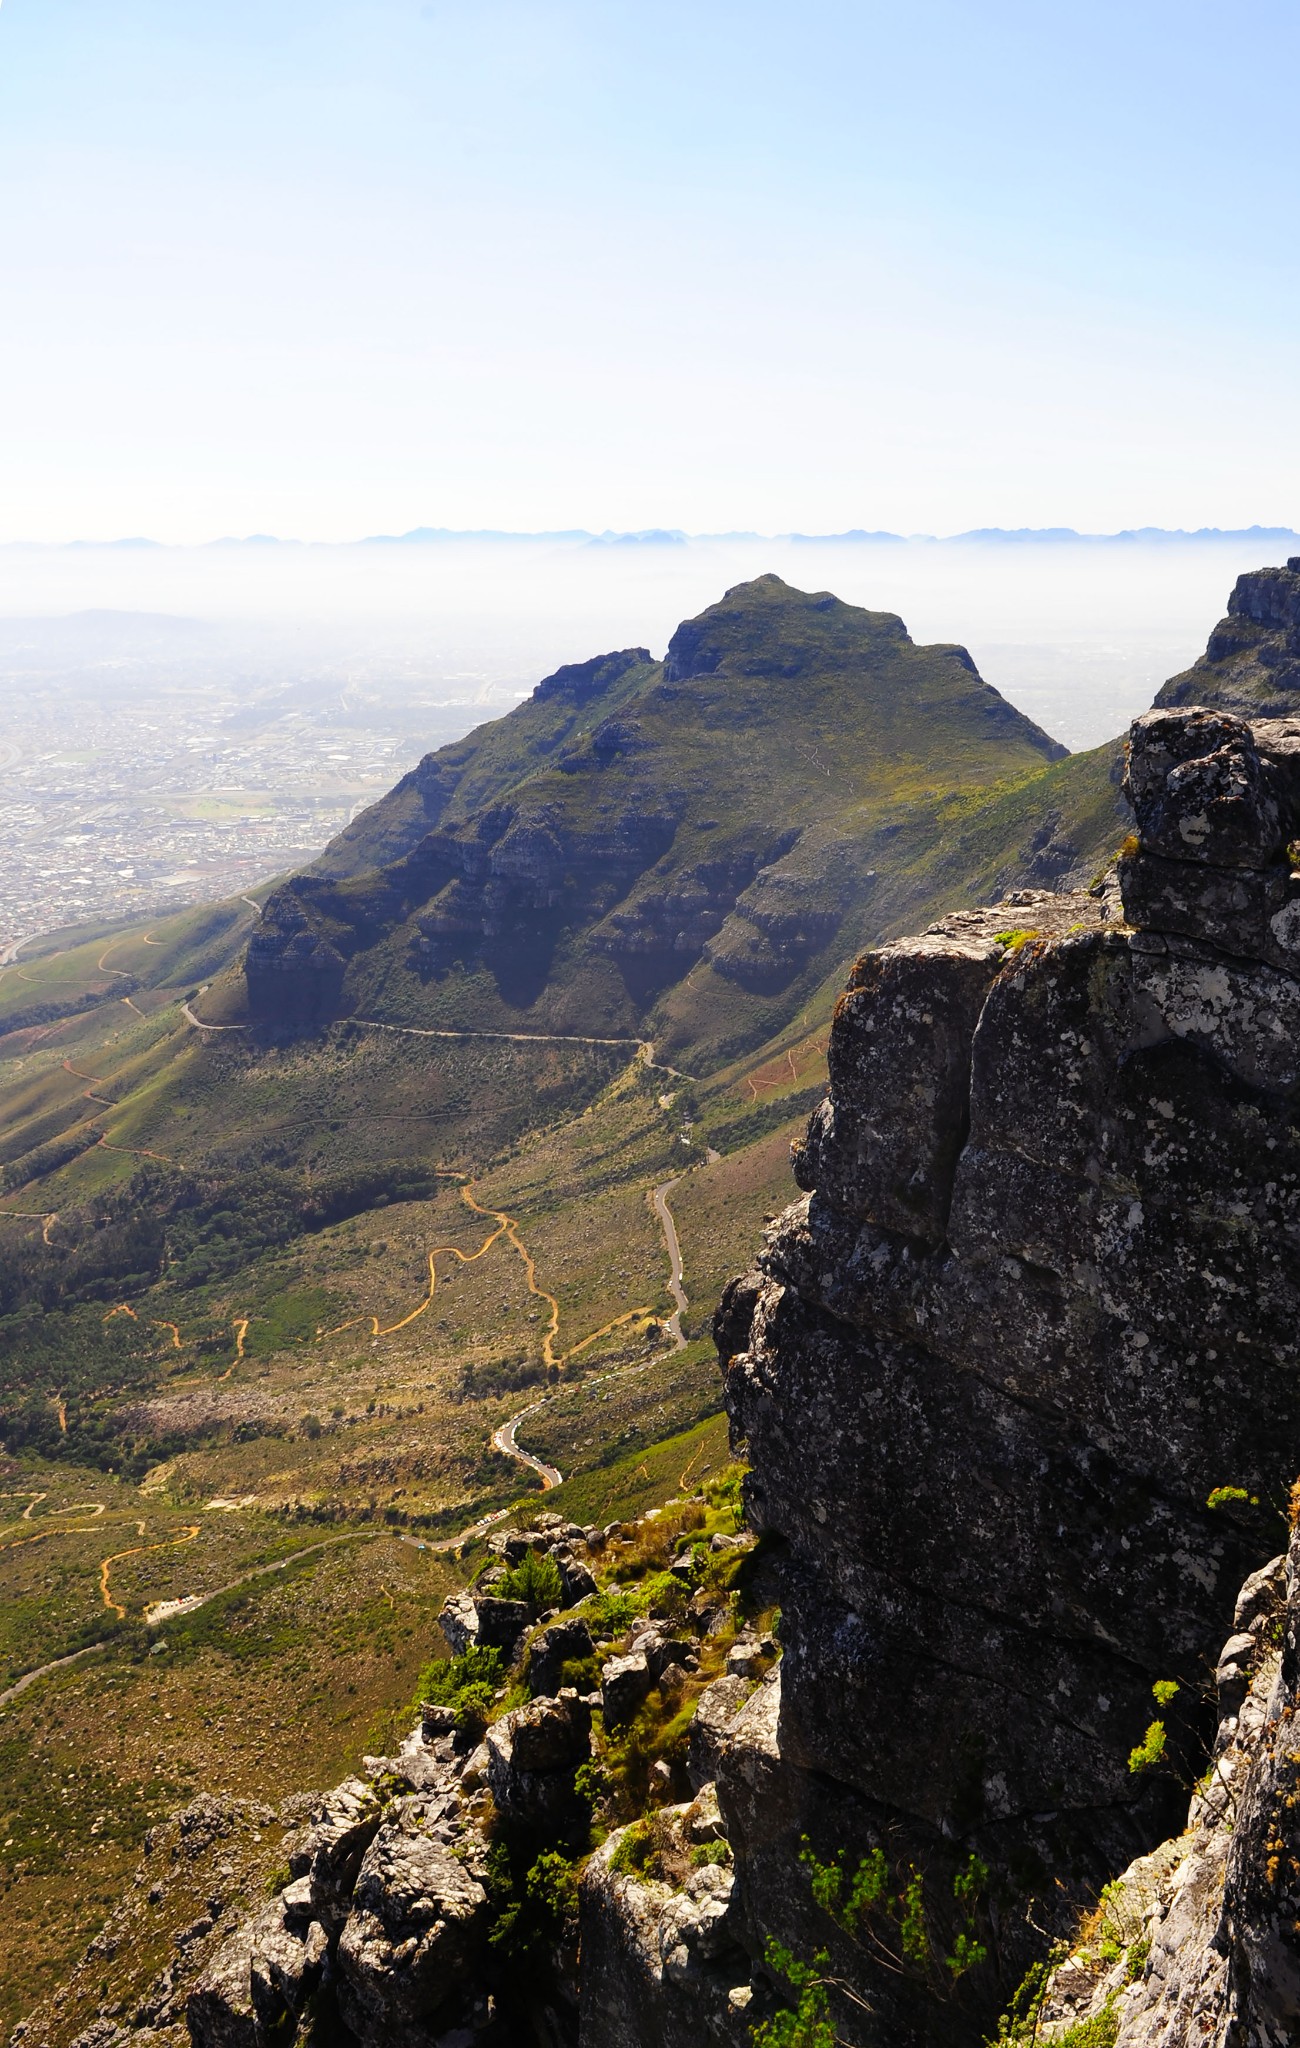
[715,704,1300,2040]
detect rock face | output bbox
[578,1798,754,2048]
[485,1690,591,1834]
[1032,1529,1300,2046]
[1157,557,1300,716]
[715,706,1300,2040]
[188,1750,497,2048]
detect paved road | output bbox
[140,1530,384,1626]
[652,1178,689,1350]
[492,1399,564,1490]
[0,1644,98,1708]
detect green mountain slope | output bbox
[0,566,1205,2031]
[245,574,1081,1065]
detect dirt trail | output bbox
[96,941,132,981]
[0,1207,60,1241]
[99,1524,201,1619]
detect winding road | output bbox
[652,1178,688,1350]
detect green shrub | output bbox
[1207,1485,1257,1510]
[691,1840,731,1867]
[753,1941,836,2047]
[415,1643,504,1739]
[1127,1720,1167,1774]
[497,1549,564,1613]
[1054,2000,1119,2048]
[586,1588,637,1638]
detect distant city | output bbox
[2,527,1293,955]
[0,613,521,952]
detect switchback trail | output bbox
[99,1524,202,1618]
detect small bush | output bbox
[586,1588,637,1638]
[1127,1720,1167,1774]
[690,1840,731,1867]
[1207,1485,1257,1510]
[497,1549,564,1613]
[415,1643,504,1739]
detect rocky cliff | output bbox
[1157,557,1300,716]
[712,702,1300,2040]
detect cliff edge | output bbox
[715,704,1300,2041]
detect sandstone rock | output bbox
[714,709,1300,2038]
[473,1596,530,1653]
[578,1819,754,2048]
[1031,1533,1300,2046]
[286,1777,382,1932]
[335,1821,488,2046]
[555,1554,598,1605]
[436,1591,480,1656]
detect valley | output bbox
[0,571,1139,2036]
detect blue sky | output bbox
[1,0,1297,539]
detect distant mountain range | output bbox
[3,525,1297,551]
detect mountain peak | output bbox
[531,647,651,705]
[662,572,909,685]
[1156,557,1300,716]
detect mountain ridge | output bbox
[245,574,1075,1064]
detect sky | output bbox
[1,1,1298,541]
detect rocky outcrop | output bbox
[579,1808,754,2048]
[714,705,1300,2041]
[1157,558,1300,715]
[187,1746,497,2048]
[485,1691,591,1835]
[1030,1531,1300,2045]
[334,1823,489,2046]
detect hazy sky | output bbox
[2,1,1298,541]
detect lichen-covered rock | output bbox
[578,1811,755,2048]
[715,705,1300,2041]
[436,1589,529,1659]
[334,1820,488,2045]
[485,1691,591,1833]
[527,1616,595,1697]
[601,1650,652,1728]
[285,1777,382,1934]
[1031,1539,1298,2046]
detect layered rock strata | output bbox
[714,706,1300,2041]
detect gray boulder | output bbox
[527,1615,595,1696]
[486,1692,592,1831]
[601,1650,652,1727]
[335,1819,488,2045]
